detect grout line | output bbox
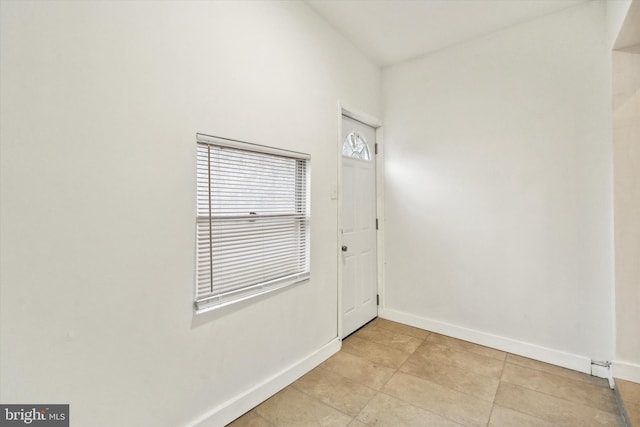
[343,323,426,369]
[374,318,437,342]
[372,323,425,400]
[489,403,560,427]
[291,388,354,423]
[613,385,632,427]
[356,323,427,347]
[498,355,507,384]
[295,327,414,425]
[505,358,613,389]
[505,354,607,386]
[390,324,503,414]
[366,323,617,421]
[499,356,616,425]
[349,388,379,425]
[374,388,467,427]
[289,365,378,421]
[399,328,507,404]
[498,380,622,419]
[486,403,495,427]
[242,321,624,427]
[425,332,508,363]
[486,355,508,426]
[502,357,619,410]
[252,410,276,427]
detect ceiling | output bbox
[306,0,588,67]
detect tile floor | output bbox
[617,378,640,427]
[228,318,626,426]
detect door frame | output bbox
[337,102,385,340]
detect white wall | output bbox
[0,1,380,426]
[612,0,640,382]
[381,1,614,366]
[606,0,633,48]
[613,49,640,382]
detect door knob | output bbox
[341,245,348,252]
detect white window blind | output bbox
[195,134,310,313]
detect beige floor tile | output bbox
[617,378,640,405]
[371,318,430,340]
[627,402,640,427]
[226,410,273,427]
[320,350,397,390]
[495,382,623,426]
[353,323,423,354]
[427,333,506,361]
[501,362,618,414]
[342,335,413,368]
[411,342,504,379]
[400,351,500,401]
[230,323,626,427]
[382,372,493,427]
[356,393,462,427]
[292,366,377,417]
[488,405,556,427]
[254,387,352,427]
[506,354,608,386]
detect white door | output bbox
[341,115,377,338]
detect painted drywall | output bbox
[382,1,614,363]
[608,0,640,383]
[613,47,640,381]
[616,4,640,53]
[606,0,633,48]
[0,1,380,426]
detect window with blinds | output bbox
[195,134,310,313]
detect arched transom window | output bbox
[342,131,371,161]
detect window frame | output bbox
[194,133,311,314]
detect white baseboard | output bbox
[379,308,592,375]
[613,360,640,383]
[187,338,341,427]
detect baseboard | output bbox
[187,337,341,427]
[613,360,640,383]
[379,308,592,374]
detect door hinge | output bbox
[376,294,380,306]
[375,143,378,155]
[376,218,379,230]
